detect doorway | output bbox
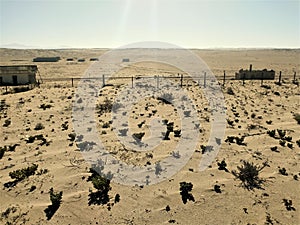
[12,76,18,85]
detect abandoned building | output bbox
[33,57,61,62]
[235,64,275,80]
[0,65,38,86]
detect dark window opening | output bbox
[13,75,18,85]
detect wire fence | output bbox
[40,70,298,88]
[0,71,299,94]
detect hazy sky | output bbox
[0,0,299,48]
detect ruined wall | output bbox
[33,57,60,62]
[235,69,275,80]
[0,65,37,85]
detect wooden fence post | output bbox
[71,78,74,87]
[204,72,206,88]
[223,71,226,86]
[157,75,159,89]
[293,72,296,83]
[131,76,134,88]
[278,71,282,84]
[102,74,105,87]
[180,74,183,87]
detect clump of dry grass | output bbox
[232,160,268,190]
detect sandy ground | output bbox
[0,48,299,225]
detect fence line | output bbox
[1,71,298,94]
[39,71,298,87]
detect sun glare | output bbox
[114,0,158,44]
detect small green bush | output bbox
[217,159,229,172]
[287,143,293,149]
[39,104,52,110]
[270,146,279,152]
[227,87,234,95]
[49,188,63,206]
[34,123,44,130]
[235,136,245,145]
[284,136,292,142]
[283,199,296,211]
[232,160,268,190]
[279,140,286,146]
[68,133,76,141]
[114,194,120,203]
[225,136,245,145]
[87,167,112,206]
[26,135,36,143]
[214,184,222,193]
[279,167,288,176]
[44,188,63,220]
[29,185,36,192]
[179,182,195,204]
[3,119,11,127]
[91,175,110,192]
[9,164,38,181]
[61,122,68,131]
[293,175,298,181]
[266,120,272,125]
[227,119,234,126]
[267,129,276,138]
[277,129,286,139]
[165,205,171,211]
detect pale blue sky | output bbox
[0,0,299,48]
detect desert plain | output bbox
[0,48,299,225]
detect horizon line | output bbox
[1,46,300,50]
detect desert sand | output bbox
[0,48,299,225]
